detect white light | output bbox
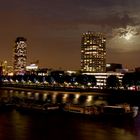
[106,64,111,67]
[43,93,47,101]
[63,94,68,99]
[75,82,78,85]
[26,64,38,70]
[35,93,39,100]
[123,33,132,40]
[63,94,68,103]
[75,94,80,99]
[27,92,31,98]
[87,95,92,102]
[87,82,91,86]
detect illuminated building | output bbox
[81,31,106,73]
[26,63,38,75]
[13,37,27,75]
[6,66,14,76]
[0,61,14,76]
[0,61,7,75]
[82,72,124,88]
[26,64,38,71]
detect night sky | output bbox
[0,0,140,70]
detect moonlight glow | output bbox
[123,33,133,40]
[114,25,139,41]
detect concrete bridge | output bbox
[0,87,108,106]
[1,87,140,106]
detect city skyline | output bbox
[0,0,140,70]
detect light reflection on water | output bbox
[0,89,108,106]
[0,110,139,140]
[0,89,140,140]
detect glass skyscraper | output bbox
[81,31,106,73]
[13,37,27,75]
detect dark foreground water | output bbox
[0,110,140,140]
[1,88,140,140]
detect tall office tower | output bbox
[13,37,27,75]
[81,31,106,73]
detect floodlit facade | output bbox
[82,72,124,88]
[26,64,38,71]
[0,61,7,75]
[13,37,27,75]
[81,31,106,73]
[0,61,14,76]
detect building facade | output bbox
[82,72,124,88]
[81,31,106,73]
[13,37,27,75]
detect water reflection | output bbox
[0,110,136,140]
[0,89,139,140]
[0,89,116,106]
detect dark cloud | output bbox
[84,13,136,28]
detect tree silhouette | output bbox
[122,72,140,90]
[106,75,120,89]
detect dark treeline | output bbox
[1,71,140,91]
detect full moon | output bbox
[116,25,137,41]
[123,32,133,40]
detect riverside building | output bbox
[81,31,106,73]
[13,37,27,75]
[81,32,124,88]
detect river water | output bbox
[0,88,140,140]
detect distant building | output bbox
[106,63,128,73]
[0,61,14,75]
[26,64,38,71]
[13,37,27,75]
[82,72,124,88]
[106,63,122,72]
[36,68,51,76]
[81,31,106,73]
[6,66,13,76]
[0,61,7,75]
[25,64,38,75]
[50,70,65,77]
